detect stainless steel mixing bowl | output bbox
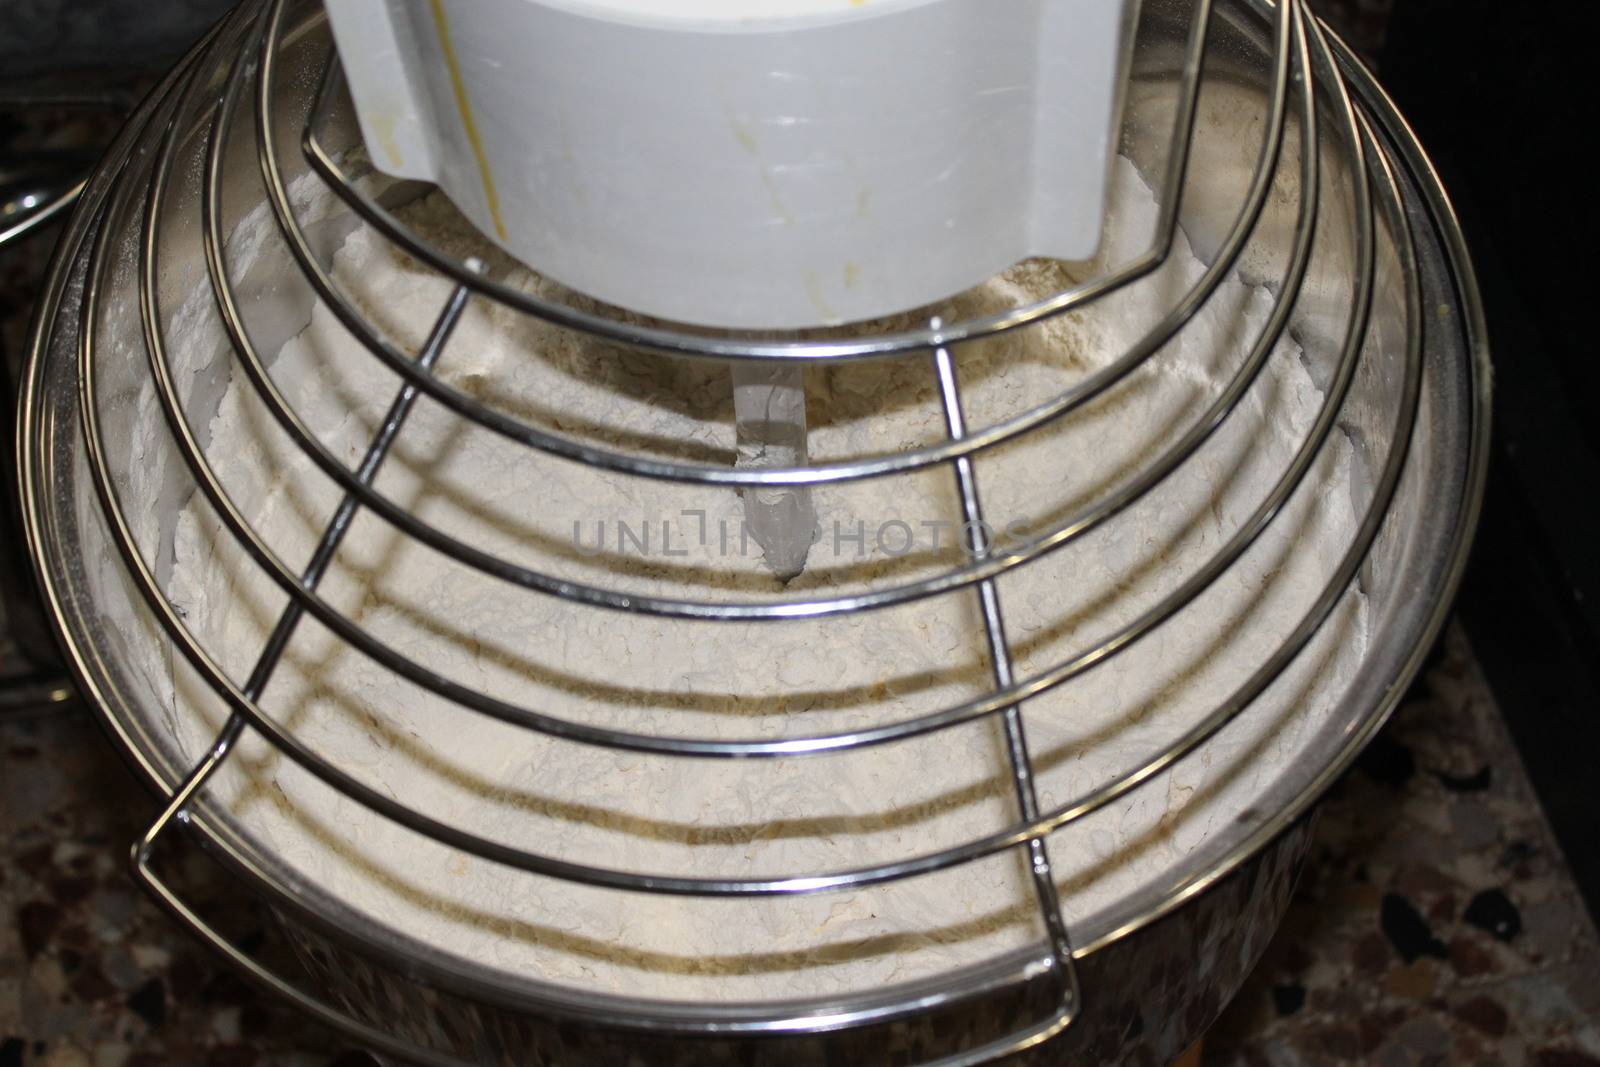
[17,0,1488,1061]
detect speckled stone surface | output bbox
[1209,626,1600,1067]
[0,0,233,81]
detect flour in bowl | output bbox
[163,157,1366,1001]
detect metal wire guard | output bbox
[17,0,1488,1062]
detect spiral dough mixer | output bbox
[15,0,1489,1063]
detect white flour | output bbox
[163,158,1366,1001]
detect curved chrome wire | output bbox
[21,0,1464,1059]
[69,0,1412,908]
[296,3,1220,366]
[118,0,1328,768]
[264,0,1279,496]
[214,0,1299,634]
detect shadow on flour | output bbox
[220,602,1345,987]
[212,404,1343,861]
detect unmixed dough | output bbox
[161,158,1367,1002]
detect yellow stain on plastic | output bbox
[429,0,508,241]
[805,272,839,323]
[370,111,403,170]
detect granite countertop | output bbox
[1209,627,1600,1067]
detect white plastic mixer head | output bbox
[325,0,1136,329]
